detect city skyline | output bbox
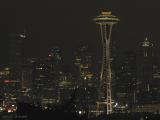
[0,0,160,65]
[0,1,160,118]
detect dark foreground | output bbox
[0,102,160,120]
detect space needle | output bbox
[93,11,119,115]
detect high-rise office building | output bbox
[114,51,137,112]
[152,63,160,104]
[57,72,75,103]
[18,59,33,103]
[32,58,56,107]
[74,45,98,116]
[32,47,64,108]
[6,32,26,111]
[9,33,26,81]
[0,67,10,107]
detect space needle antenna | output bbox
[93,10,120,115]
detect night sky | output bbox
[0,0,160,65]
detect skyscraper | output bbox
[7,32,26,109]
[114,51,137,112]
[9,33,26,81]
[74,45,98,116]
[32,46,64,108]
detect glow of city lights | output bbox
[48,54,53,57]
[78,111,82,115]
[7,109,12,113]
[114,102,118,107]
[4,80,12,83]
[19,34,26,38]
[0,107,3,111]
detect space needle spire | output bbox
[93,10,120,115]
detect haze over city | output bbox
[0,0,160,120]
[0,0,160,64]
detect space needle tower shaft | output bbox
[93,11,119,115]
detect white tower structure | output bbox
[93,11,119,115]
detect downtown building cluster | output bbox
[0,33,75,112]
[0,33,99,115]
[0,30,160,116]
[112,38,160,113]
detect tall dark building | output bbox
[32,47,64,107]
[0,66,18,112]
[32,58,56,106]
[57,72,75,103]
[7,33,26,110]
[47,46,62,65]
[114,51,137,112]
[0,67,10,106]
[18,59,33,103]
[9,33,26,81]
[74,45,98,115]
[152,62,160,104]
